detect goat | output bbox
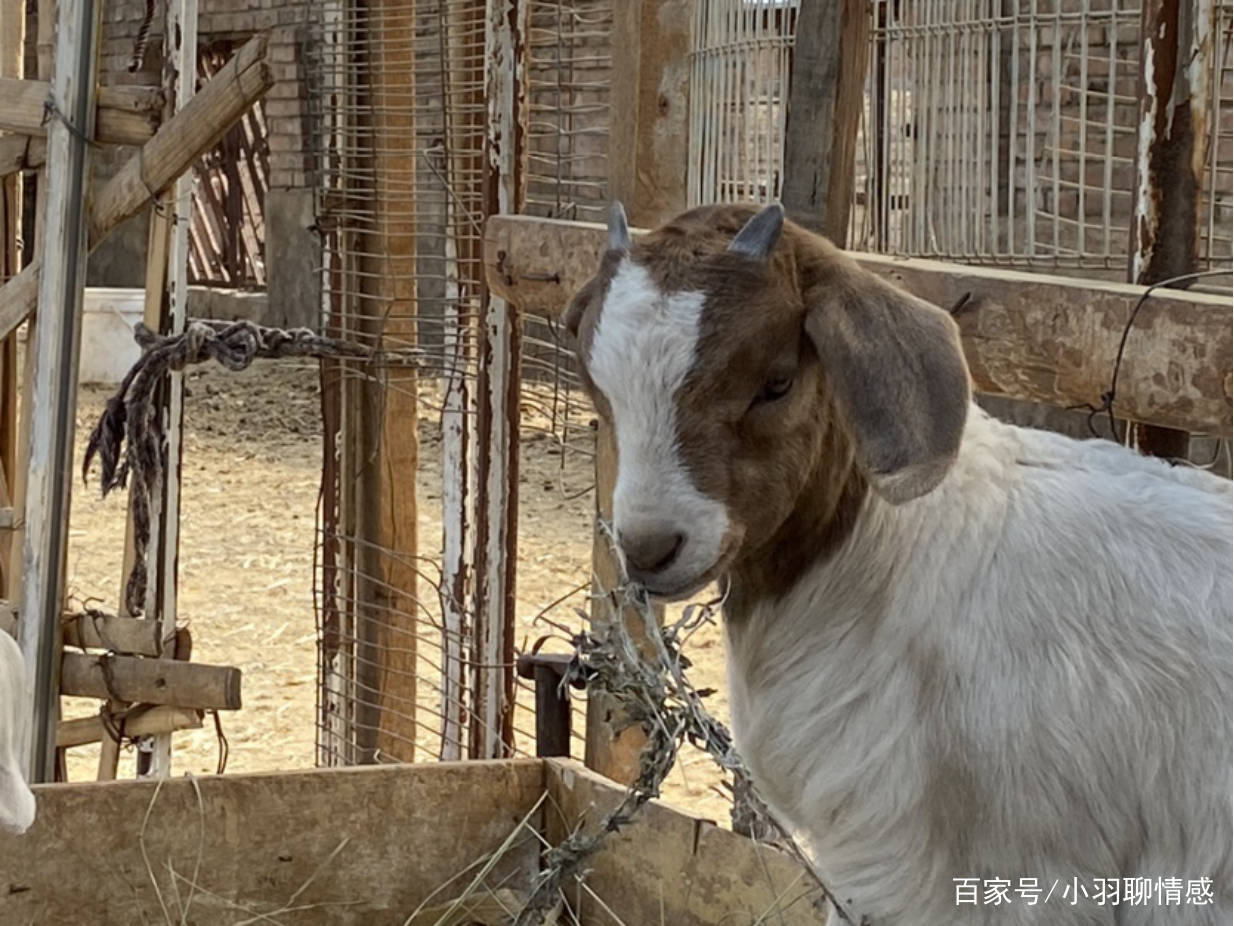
[564,201,1233,925]
[0,629,36,835]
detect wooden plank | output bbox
[482,215,1234,437]
[544,758,826,925]
[780,0,869,242]
[0,78,162,147]
[60,652,242,710]
[0,33,275,349]
[17,0,103,785]
[606,0,692,227]
[0,760,546,926]
[57,704,203,748]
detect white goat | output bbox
[0,628,36,835]
[564,202,1233,925]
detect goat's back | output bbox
[724,408,1232,925]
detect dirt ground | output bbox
[63,360,733,824]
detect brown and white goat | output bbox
[565,202,1233,925]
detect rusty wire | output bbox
[514,526,852,926]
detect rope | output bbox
[82,318,400,616]
[128,0,156,73]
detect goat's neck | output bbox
[725,432,867,622]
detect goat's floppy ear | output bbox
[804,265,971,504]
[608,201,631,253]
[728,202,784,259]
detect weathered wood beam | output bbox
[606,0,691,227]
[60,652,242,710]
[61,611,165,656]
[484,215,1233,437]
[57,704,203,749]
[0,32,273,342]
[0,78,162,147]
[1,606,164,656]
[0,133,47,179]
[780,0,869,241]
[18,0,103,785]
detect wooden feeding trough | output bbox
[0,758,825,925]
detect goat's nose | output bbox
[619,524,685,575]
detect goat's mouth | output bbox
[633,551,733,603]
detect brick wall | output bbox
[88,0,318,322]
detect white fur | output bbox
[725,406,1232,924]
[588,259,730,594]
[0,630,35,835]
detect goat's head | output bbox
[566,202,971,600]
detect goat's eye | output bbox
[755,375,793,405]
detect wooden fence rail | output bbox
[484,214,1233,438]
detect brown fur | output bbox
[568,203,970,613]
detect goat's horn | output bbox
[729,202,784,259]
[608,201,631,252]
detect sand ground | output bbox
[63,360,733,824]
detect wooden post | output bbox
[436,0,484,762]
[0,0,24,598]
[606,0,692,228]
[583,0,691,785]
[1128,0,1210,458]
[16,0,102,783]
[468,0,527,761]
[351,0,420,765]
[780,0,870,243]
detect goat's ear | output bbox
[804,265,971,504]
[728,202,784,259]
[564,290,586,342]
[608,201,631,253]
